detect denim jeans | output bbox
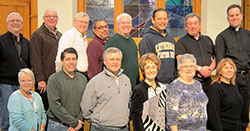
[91,125,129,131]
[0,84,19,131]
[47,119,69,131]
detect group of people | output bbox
[0,3,249,131]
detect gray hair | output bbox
[177,54,197,70]
[6,12,23,23]
[103,47,123,60]
[18,68,35,88]
[74,12,89,21]
[185,13,201,26]
[116,13,132,24]
[92,19,108,29]
[44,8,58,17]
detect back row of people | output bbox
[0,3,249,131]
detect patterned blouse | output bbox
[166,79,208,131]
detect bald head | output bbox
[43,8,58,30]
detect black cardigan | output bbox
[0,31,30,85]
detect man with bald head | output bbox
[0,12,30,130]
[30,8,62,111]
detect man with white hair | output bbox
[104,13,139,89]
[30,8,62,111]
[0,12,30,130]
[55,12,89,79]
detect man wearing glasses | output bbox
[29,8,62,111]
[0,12,30,130]
[87,19,109,79]
[55,12,89,79]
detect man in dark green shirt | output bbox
[104,13,139,89]
[47,47,87,131]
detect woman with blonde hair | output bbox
[7,68,46,131]
[207,58,242,131]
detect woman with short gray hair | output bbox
[166,54,208,131]
[7,68,47,131]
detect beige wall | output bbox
[201,0,241,42]
[37,0,77,33]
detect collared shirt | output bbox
[55,27,88,72]
[216,26,250,70]
[87,36,106,79]
[44,23,59,40]
[176,33,215,67]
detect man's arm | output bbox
[215,34,226,65]
[30,32,47,93]
[138,37,153,57]
[80,80,98,120]
[87,42,101,79]
[47,76,79,128]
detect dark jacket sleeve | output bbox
[30,30,45,82]
[130,87,145,131]
[139,36,153,57]
[207,84,223,131]
[215,34,226,65]
[175,38,186,56]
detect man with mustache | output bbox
[87,19,109,80]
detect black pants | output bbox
[236,73,250,131]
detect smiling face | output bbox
[152,10,169,33]
[93,20,109,40]
[143,60,158,82]
[74,16,89,34]
[220,63,235,80]
[19,73,34,92]
[227,7,243,28]
[61,52,77,74]
[185,16,201,37]
[7,14,23,35]
[104,51,122,75]
[43,9,58,30]
[117,15,132,38]
[178,61,196,81]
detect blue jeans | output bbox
[0,84,19,131]
[91,125,129,131]
[47,119,69,131]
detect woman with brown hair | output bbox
[207,58,243,131]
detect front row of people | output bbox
[7,47,243,131]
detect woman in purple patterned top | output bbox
[166,54,208,131]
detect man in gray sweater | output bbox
[81,47,131,131]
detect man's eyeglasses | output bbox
[95,25,109,30]
[44,15,58,19]
[8,19,22,23]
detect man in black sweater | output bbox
[0,12,30,130]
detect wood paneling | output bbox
[30,0,37,35]
[243,0,250,30]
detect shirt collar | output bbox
[44,23,58,34]
[72,27,86,38]
[104,67,124,78]
[93,35,106,45]
[187,32,201,40]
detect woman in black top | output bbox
[130,53,168,131]
[207,58,243,131]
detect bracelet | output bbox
[40,128,45,131]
